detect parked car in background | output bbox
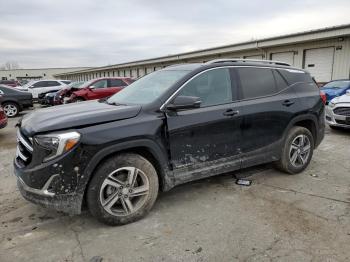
[320,79,350,104]
[0,106,8,129]
[40,81,85,106]
[0,85,33,117]
[14,60,325,225]
[22,80,71,99]
[326,90,350,129]
[67,77,134,103]
[0,80,20,87]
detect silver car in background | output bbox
[326,90,350,129]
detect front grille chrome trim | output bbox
[16,147,28,161]
[17,129,33,152]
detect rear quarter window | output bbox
[277,69,313,85]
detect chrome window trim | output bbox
[159,65,304,111]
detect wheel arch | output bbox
[80,139,173,206]
[285,114,318,146]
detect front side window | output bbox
[92,80,108,89]
[237,67,277,99]
[177,68,233,107]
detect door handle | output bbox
[223,109,239,116]
[282,100,295,107]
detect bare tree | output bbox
[0,61,20,70]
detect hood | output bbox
[331,92,350,104]
[320,87,345,96]
[20,100,141,136]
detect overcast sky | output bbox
[0,0,349,68]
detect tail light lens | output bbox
[320,91,327,104]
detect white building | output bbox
[0,67,91,81]
[54,24,350,84]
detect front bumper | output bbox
[17,177,83,214]
[14,137,90,215]
[325,105,350,128]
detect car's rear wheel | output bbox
[2,102,19,117]
[275,126,314,174]
[87,153,159,225]
[72,97,85,103]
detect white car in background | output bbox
[23,80,71,99]
[326,90,350,129]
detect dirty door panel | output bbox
[166,67,242,172]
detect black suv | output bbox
[14,59,325,225]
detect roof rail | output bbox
[205,58,291,66]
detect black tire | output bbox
[275,126,314,174]
[2,102,19,117]
[72,97,85,103]
[87,153,159,226]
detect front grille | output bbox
[333,107,350,116]
[335,119,350,126]
[16,129,33,167]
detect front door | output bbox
[165,67,242,182]
[88,79,109,99]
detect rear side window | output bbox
[237,67,278,99]
[109,79,127,87]
[277,69,312,85]
[47,81,60,86]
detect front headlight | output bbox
[35,131,81,162]
[329,101,336,108]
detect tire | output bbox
[2,102,19,117]
[87,153,159,226]
[72,97,85,103]
[275,126,314,174]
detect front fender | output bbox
[78,139,174,196]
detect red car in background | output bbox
[67,77,134,103]
[0,106,8,129]
[0,80,20,87]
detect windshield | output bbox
[322,80,350,89]
[68,81,85,88]
[107,70,189,105]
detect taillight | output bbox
[320,91,327,104]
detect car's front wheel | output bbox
[2,102,19,117]
[87,153,159,225]
[275,126,314,174]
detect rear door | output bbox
[166,67,243,179]
[108,79,127,95]
[44,81,64,93]
[235,66,300,167]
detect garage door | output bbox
[244,54,263,60]
[304,47,335,83]
[271,52,294,66]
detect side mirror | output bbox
[166,96,201,110]
[88,86,94,90]
[346,90,350,95]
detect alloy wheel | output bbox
[3,104,18,117]
[289,134,311,168]
[99,167,150,216]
